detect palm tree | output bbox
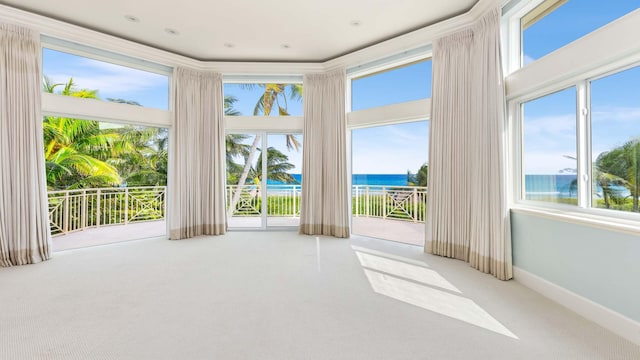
[252,147,298,184]
[596,139,640,211]
[112,126,168,186]
[227,84,302,216]
[43,77,122,189]
[562,154,628,209]
[224,96,251,184]
[226,134,250,185]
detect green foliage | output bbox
[596,138,640,212]
[226,84,301,191]
[43,77,168,190]
[252,147,298,184]
[407,163,428,187]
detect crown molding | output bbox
[324,0,499,72]
[0,4,324,75]
[0,0,498,75]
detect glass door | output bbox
[265,133,303,228]
[226,132,303,229]
[226,133,263,228]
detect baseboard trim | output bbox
[513,266,640,346]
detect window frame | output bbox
[501,0,640,75]
[222,77,304,133]
[346,53,433,128]
[517,85,580,207]
[40,37,172,128]
[511,60,640,222]
[40,38,174,239]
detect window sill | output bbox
[510,205,640,236]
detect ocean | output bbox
[524,174,630,199]
[268,174,410,186]
[269,174,628,199]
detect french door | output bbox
[226,132,302,229]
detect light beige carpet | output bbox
[1,232,639,359]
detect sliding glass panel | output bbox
[265,133,303,227]
[522,87,577,204]
[226,134,263,228]
[351,121,429,246]
[590,65,640,212]
[44,115,168,251]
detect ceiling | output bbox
[0,0,478,62]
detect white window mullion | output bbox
[510,100,524,203]
[261,132,268,229]
[576,80,591,208]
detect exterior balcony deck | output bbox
[50,185,427,251]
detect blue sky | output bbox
[42,1,640,176]
[522,0,640,174]
[42,48,169,109]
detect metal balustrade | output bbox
[47,184,427,236]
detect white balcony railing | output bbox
[48,186,167,236]
[352,185,428,223]
[47,184,427,236]
[226,184,302,217]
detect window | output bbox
[347,55,432,243]
[516,63,640,216]
[351,121,429,246]
[44,115,169,250]
[590,65,640,212]
[225,132,303,229]
[506,0,640,223]
[351,60,432,111]
[522,87,577,204]
[505,0,640,69]
[41,42,171,250]
[42,48,169,110]
[223,83,303,116]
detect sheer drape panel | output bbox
[468,10,512,280]
[426,30,474,260]
[0,23,51,267]
[169,68,226,239]
[426,8,512,280]
[300,70,350,238]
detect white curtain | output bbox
[169,67,226,239]
[426,8,512,280]
[0,23,51,267]
[300,69,350,238]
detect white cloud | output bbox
[46,57,166,96]
[524,151,576,174]
[386,125,428,144]
[591,106,640,123]
[524,113,575,136]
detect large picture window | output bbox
[518,64,640,215]
[522,87,577,204]
[351,60,432,111]
[590,65,640,212]
[511,0,639,67]
[41,42,172,250]
[223,83,303,116]
[42,48,169,110]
